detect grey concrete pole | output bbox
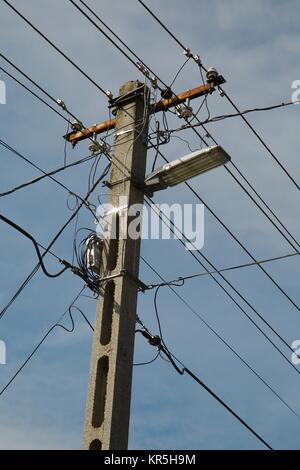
[83,80,150,450]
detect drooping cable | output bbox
[0,287,94,398]
[136,318,273,450]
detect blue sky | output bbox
[0,0,300,450]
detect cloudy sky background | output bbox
[0,0,300,449]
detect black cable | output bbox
[137,0,188,52]
[136,0,298,191]
[0,53,113,159]
[70,0,139,70]
[0,165,110,321]
[148,266,300,420]
[102,132,300,370]
[144,197,300,376]
[0,139,96,218]
[146,252,299,289]
[220,88,300,191]
[148,144,300,313]
[0,55,112,160]
[141,258,300,420]
[3,0,108,97]
[169,100,300,129]
[151,120,160,171]
[0,52,69,113]
[72,0,300,249]
[0,152,97,198]
[133,2,300,249]
[133,350,160,367]
[162,347,273,449]
[169,57,190,88]
[0,213,68,278]
[137,321,272,449]
[75,2,300,259]
[0,288,94,398]
[0,65,68,121]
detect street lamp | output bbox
[144,145,231,193]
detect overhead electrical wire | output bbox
[0,54,114,161]
[145,251,300,289]
[0,65,67,121]
[136,0,300,191]
[1,0,298,444]
[0,287,94,398]
[218,87,300,191]
[154,98,300,131]
[84,126,300,376]
[0,165,110,321]
[0,139,98,218]
[66,1,300,301]
[0,213,69,278]
[2,0,108,97]
[0,152,98,198]
[92,138,300,376]
[131,0,300,254]
[140,258,300,420]
[143,197,300,376]
[136,318,273,450]
[24,0,299,261]
[0,52,69,111]
[147,144,300,313]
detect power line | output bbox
[0,212,69,278]
[0,52,69,114]
[145,251,299,289]
[0,151,97,198]
[0,54,113,157]
[0,65,67,121]
[141,257,300,420]
[136,0,300,190]
[137,0,187,52]
[69,0,300,262]
[134,0,300,253]
[68,2,300,290]
[93,130,300,372]
[219,88,300,192]
[148,145,300,315]
[161,99,300,131]
[0,166,109,321]
[84,118,300,375]
[0,139,98,216]
[150,142,300,253]
[144,197,300,375]
[136,319,273,450]
[70,0,140,70]
[2,0,108,97]
[0,287,94,398]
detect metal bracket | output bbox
[98,269,147,292]
[109,84,146,111]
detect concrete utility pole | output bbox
[64,74,225,451]
[83,80,150,450]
